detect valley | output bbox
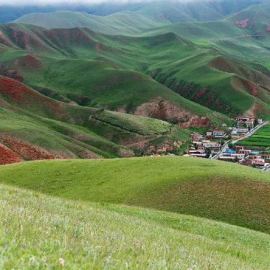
[0,0,270,268]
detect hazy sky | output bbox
[0,0,210,5]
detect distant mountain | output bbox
[1,0,270,25]
[14,11,168,35]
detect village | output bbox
[186,116,270,171]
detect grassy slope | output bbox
[0,157,270,234]
[0,25,229,125]
[0,75,192,159]
[1,183,270,269]
[143,22,270,113]
[0,105,124,159]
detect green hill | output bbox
[1,3,270,164]
[0,75,195,162]
[1,157,270,234]
[1,22,270,119]
[1,182,270,269]
[0,24,229,124]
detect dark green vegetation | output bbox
[1,182,270,269]
[1,157,270,234]
[238,123,270,148]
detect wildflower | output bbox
[59,258,65,267]
[29,257,36,264]
[21,243,27,248]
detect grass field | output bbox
[0,157,270,234]
[1,183,270,269]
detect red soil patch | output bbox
[0,76,66,118]
[209,56,232,72]
[241,79,258,96]
[0,143,22,165]
[17,55,42,69]
[134,97,210,128]
[43,28,93,48]
[95,42,104,51]
[0,134,55,161]
[178,115,210,128]
[235,18,249,28]
[5,25,44,50]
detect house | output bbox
[252,158,265,166]
[218,156,235,161]
[203,142,220,149]
[231,153,245,159]
[236,116,254,128]
[260,152,270,160]
[188,150,207,158]
[231,128,249,135]
[237,149,252,155]
[191,133,203,141]
[212,130,226,138]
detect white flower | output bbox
[29,257,36,264]
[59,258,65,267]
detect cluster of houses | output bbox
[187,132,224,158]
[219,146,270,168]
[186,116,270,170]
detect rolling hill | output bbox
[0,75,197,163]
[1,22,270,119]
[1,157,269,234]
[0,1,270,163]
[14,11,168,35]
[1,182,270,269]
[1,2,270,268]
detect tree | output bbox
[205,148,211,158]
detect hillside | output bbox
[0,75,196,163]
[1,157,270,234]
[1,182,270,268]
[1,23,270,119]
[1,2,270,163]
[0,24,229,122]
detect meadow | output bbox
[1,182,270,269]
[0,157,269,234]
